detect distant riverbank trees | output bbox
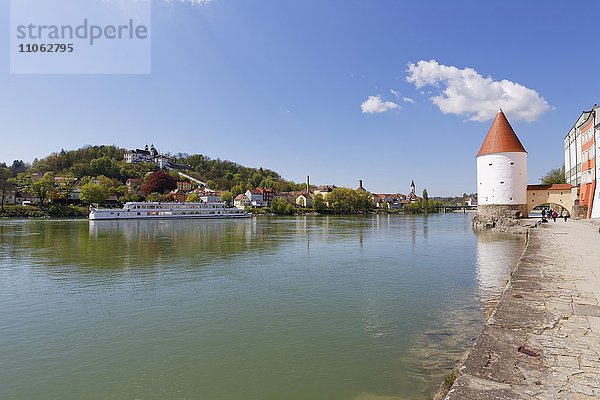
[403,189,441,214]
[5,145,304,198]
[327,188,373,214]
[2,145,443,217]
[18,172,55,209]
[0,166,14,212]
[80,181,109,205]
[270,197,295,214]
[258,187,440,215]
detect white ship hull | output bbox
[89,202,251,220]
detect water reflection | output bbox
[0,215,525,400]
[393,227,525,399]
[474,230,525,315]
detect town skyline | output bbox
[2,1,599,195]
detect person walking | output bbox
[562,209,569,222]
[542,208,547,221]
[552,210,558,222]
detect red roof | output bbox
[477,110,527,156]
[527,184,572,191]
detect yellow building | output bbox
[526,184,575,214]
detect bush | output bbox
[47,205,89,217]
[0,205,46,218]
[270,197,295,214]
[0,204,86,218]
[327,188,373,214]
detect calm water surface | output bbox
[0,214,525,400]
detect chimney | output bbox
[359,180,363,189]
[306,175,310,193]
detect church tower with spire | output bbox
[476,110,528,219]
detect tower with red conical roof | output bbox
[476,110,528,219]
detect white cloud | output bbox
[360,95,400,114]
[390,89,400,98]
[406,60,550,122]
[402,97,415,104]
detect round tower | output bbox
[476,110,528,220]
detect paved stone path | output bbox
[445,220,600,400]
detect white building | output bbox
[245,189,265,207]
[295,193,313,208]
[1,190,16,205]
[593,105,600,218]
[563,105,600,219]
[564,112,588,187]
[476,110,528,219]
[124,144,174,169]
[199,192,221,203]
[234,194,251,209]
[155,155,171,169]
[124,144,158,164]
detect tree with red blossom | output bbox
[141,171,177,196]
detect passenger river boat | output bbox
[89,202,251,220]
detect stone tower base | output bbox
[473,204,528,230]
[477,204,528,219]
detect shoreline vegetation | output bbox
[0,204,89,219]
[0,199,445,219]
[1,144,458,219]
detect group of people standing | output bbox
[542,208,569,222]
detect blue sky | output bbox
[1,0,599,195]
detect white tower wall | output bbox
[477,152,527,205]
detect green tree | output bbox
[89,156,121,179]
[403,188,440,214]
[10,160,27,176]
[270,197,294,214]
[146,192,163,202]
[313,193,327,213]
[355,190,374,213]
[541,166,566,184]
[327,188,373,214]
[80,182,109,205]
[20,172,55,209]
[186,193,201,203]
[0,167,14,212]
[221,191,233,206]
[119,193,142,203]
[421,189,429,211]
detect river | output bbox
[0,214,525,400]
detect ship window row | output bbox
[130,204,223,210]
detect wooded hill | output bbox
[7,145,304,195]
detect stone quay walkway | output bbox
[445,219,600,400]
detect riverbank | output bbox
[0,205,88,218]
[441,219,600,399]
